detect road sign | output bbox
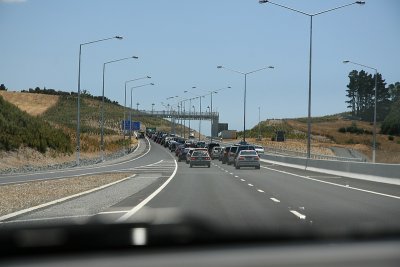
[121,120,141,130]
[132,121,141,131]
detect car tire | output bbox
[178,158,181,162]
[235,165,240,169]
[207,164,210,168]
[256,166,260,169]
[190,164,193,168]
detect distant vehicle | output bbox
[218,146,225,161]
[211,147,222,159]
[186,148,207,164]
[206,142,220,155]
[234,150,260,169]
[189,150,211,168]
[178,148,190,162]
[137,131,145,138]
[196,141,206,148]
[255,145,265,154]
[221,146,231,164]
[227,146,238,165]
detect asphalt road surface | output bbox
[1,138,399,233]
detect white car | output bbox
[255,145,265,155]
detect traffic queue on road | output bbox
[147,131,262,169]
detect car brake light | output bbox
[254,156,259,160]
[191,157,195,160]
[239,156,245,160]
[205,157,210,160]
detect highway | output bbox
[1,138,399,232]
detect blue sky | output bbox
[1,0,399,135]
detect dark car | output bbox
[178,148,190,162]
[221,146,231,164]
[227,146,238,165]
[206,142,220,154]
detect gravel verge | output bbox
[0,146,136,176]
[0,172,133,217]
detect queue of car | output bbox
[148,131,265,170]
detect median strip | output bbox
[0,173,135,221]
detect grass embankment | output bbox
[0,95,72,154]
[41,95,171,153]
[243,114,400,163]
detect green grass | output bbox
[0,96,72,153]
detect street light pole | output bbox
[217,65,273,143]
[76,35,122,165]
[259,0,365,158]
[128,83,154,144]
[124,76,151,152]
[343,60,378,163]
[101,56,138,161]
[258,106,261,140]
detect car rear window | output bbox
[193,151,208,157]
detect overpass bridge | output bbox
[135,110,220,137]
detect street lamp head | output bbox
[147,76,151,79]
[343,60,350,64]
[355,1,365,4]
[192,86,196,89]
[227,86,231,88]
[217,66,223,69]
[115,36,123,39]
[132,56,139,59]
[268,66,274,69]
[150,83,154,85]
[259,0,269,3]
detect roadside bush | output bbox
[388,135,394,141]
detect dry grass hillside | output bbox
[0,91,59,116]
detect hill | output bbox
[245,114,400,163]
[0,95,72,154]
[0,91,59,116]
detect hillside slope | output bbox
[0,95,72,153]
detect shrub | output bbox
[388,135,394,141]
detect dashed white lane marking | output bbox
[0,175,136,222]
[234,175,239,178]
[225,170,229,173]
[229,173,234,175]
[270,197,281,203]
[257,189,264,193]
[240,179,246,182]
[248,183,254,187]
[290,210,306,220]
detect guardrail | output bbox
[263,146,365,162]
[216,140,365,163]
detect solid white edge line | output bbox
[260,165,400,200]
[270,197,280,203]
[290,210,306,219]
[97,210,130,215]
[0,214,94,224]
[116,159,178,222]
[0,174,136,222]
